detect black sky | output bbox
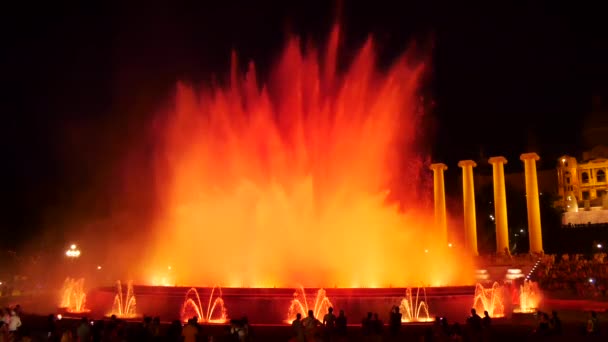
[1,1,605,245]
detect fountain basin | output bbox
[86,285,475,324]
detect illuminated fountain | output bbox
[399,287,432,322]
[473,282,504,317]
[59,278,89,313]
[180,287,228,323]
[287,288,333,323]
[144,23,473,289]
[514,280,541,313]
[85,24,479,324]
[109,281,138,318]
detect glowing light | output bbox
[506,269,523,280]
[561,158,566,163]
[97,266,102,270]
[597,244,603,249]
[57,314,62,320]
[168,266,172,270]
[70,244,76,250]
[424,249,429,253]
[65,249,81,258]
[145,24,473,287]
[520,229,524,233]
[448,243,453,248]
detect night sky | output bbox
[1,1,605,247]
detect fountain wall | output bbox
[86,285,477,324]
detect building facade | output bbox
[557,146,608,224]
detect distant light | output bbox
[66,249,81,258]
[70,244,76,250]
[589,278,595,283]
[561,158,566,163]
[448,243,453,248]
[97,265,102,270]
[540,192,543,196]
[0,281,2,285]
[489,214,495,221]
[520,229,524,233]
[57,314,62,320]
[597,244,603,249]
[424,249,429,253]
[168,266,172,270]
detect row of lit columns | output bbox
[430,153,544,256]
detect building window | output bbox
[582,172,590,183]
[583,191,590,200]
[597,170,606,183]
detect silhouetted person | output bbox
[91,320,104,342]
[166,320,182,342]
[182,318,198,342]
[482,311,491,328]
[361,312,373,336]
[389,306,402,337]
[587,311,599,335]
[76,317,91,342]
[466,308,482,332]
[550,310,561,335]
[537,313,550,336]
[46,314,59,342]
[323,307,336,340]
[450,323,463,341]
[335,310,347,337]
[372,313,383,337]
[303,310,321,340]
[230,318,248,341]
[292,313,305,342]
[432,316,445,340]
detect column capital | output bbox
[429,163,448,171]
[520,152,540,161]
[488,156,508,165]
[458,160,477,168]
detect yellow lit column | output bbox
[458,160,478,256]
[520,152,543,253]
[430,163,448,246]
[488,156,510,255]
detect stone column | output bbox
[520,152,543,253]
[488,156,510,255]
[430,163,448,246]
[458,160,478,256]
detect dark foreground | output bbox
[12,311,608,341]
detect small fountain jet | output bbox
[287,287,333,323]
[109,281,138,318]
[473,282,504,317]
[60,278,89,314]
[400,287,432,322]
[180,286,228,323]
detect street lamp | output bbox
[65,244,81,258]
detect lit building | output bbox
[557,145,608,225]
